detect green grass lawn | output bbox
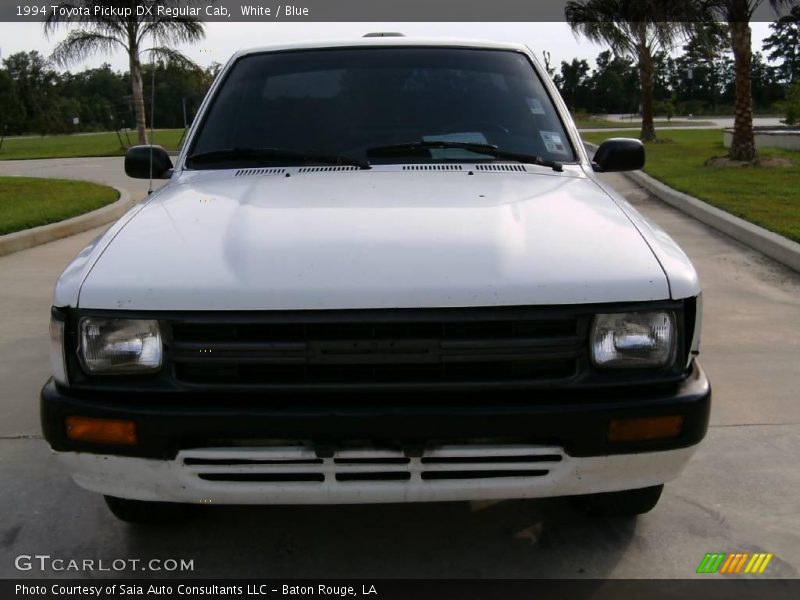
[0,177,119,235]
[0,129,184,160]
[582,129,800,244]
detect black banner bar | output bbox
[4,579,800,600]
[0,0,791,23]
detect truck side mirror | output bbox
[125,145,173,179]
[592,138,645,172]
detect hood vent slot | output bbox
[297,166,360,173]
[474,164,526,172]
[234,168,286,177]
[402,164,463,171]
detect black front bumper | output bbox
[41,362,711,460]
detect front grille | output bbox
[167,311,585,388]
[180,444,566,484]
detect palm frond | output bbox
[700,0,797,22]
[565,0,687,57]
[137,0,208,46]
[44,1,128,39]
[565,3,639,57]
[141,47,201,70]
[137,17,205,47]
[44,0,208,69]
[50,30,127,67]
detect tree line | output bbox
[1,18,793,137]
[553,5,798,120]
[0,50,218,136]
[563,0,799,160]
[1,0,798,164]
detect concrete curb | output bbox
[0,186,131,257]
[584,142,800,273]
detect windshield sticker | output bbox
[540,131,568,155]
[526,98,546,115]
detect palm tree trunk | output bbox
[128,42,148,145]
[729,20,755,161]
[638,48,656,142]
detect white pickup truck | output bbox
[43,36,710,523]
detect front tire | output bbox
[573,484,664,517]
[104,495,194,524]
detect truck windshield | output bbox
[187,47,576,168]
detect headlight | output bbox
[591,311,676,368]
[79,318,162,374]
[49,312,68,385]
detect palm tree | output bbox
[700,1,798,161]
[565,0,685,142]
[44,0,207,145]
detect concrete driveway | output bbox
[581,116,785,133]
[0,161,798,579]
[0,156,158,198]
[596,115,785,127]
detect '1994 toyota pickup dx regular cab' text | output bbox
[42,36,710,523]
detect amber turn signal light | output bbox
[608,415,684,443]
[65,416,137,446]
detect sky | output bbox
[0,21,776,73]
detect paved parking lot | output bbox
[0,160,798,578]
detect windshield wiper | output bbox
[367,141,563,172]
[186,147,371,169]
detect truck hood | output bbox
[77,168,669,310]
